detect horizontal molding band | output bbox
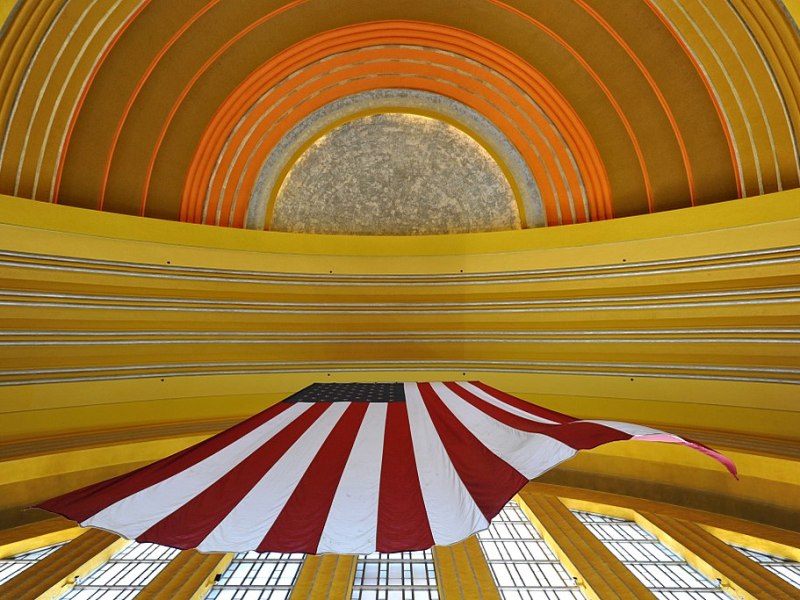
[3,286,796,304]
[0,335,797,346]
[0,360,797,387]
[0,245,797,286]
[0,287,795,313]
[3,327,798,336]
[1,299,794,314]
[5,360,795,375]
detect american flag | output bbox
[39,382,735,554]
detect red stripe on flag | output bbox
[468,381,574,423]
[447,383,630,449]
[137,403,330,549]
[257,403,368,553]
[540,421,631,449]
[37,402,294,522]
[419,383,527,521]
[376,402,434,553]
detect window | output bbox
[477,501,586,599]
[205,551,304,600]
[0,542,66,585]
[351,550,438,600]
[572,511,731,599]
[732,545,800,589]
[59,542,178,599]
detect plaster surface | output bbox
[247,88,546,231]
[271,113,519,235]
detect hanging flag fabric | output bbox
[38,381,736,554]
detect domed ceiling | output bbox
[270,113,522,235]
[0,0,798,233]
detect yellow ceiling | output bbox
[0,0,798,225]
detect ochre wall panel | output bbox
[290,554,356,600]
[0,192,797,531]
[434,538,501,600]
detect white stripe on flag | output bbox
[198,402,349,552]
[457,381,560,425]
[317,402,387,554]
[405,383,488,546]
[583,420,665,437]
[432,383,575,479]
[83,402,314,538]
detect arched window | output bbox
[350,550,438,600]
[476,501,586,599]
[1,501,796,599]
[0,542,66,585]
[60,542,179,598]
[205,551,304,600]
[732,545,800,589]
[571,511,731,598]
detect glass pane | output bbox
[58,541,179,598]
[351,549,438,600]
[476,501,587,599]
[572,511,733,599]
[205,551,305,600]
[733,546,800,589]
[0,542,66,585]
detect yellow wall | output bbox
[0,191,797,531]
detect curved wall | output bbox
[0,192,797,532]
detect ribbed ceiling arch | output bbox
[0,0,797,230]
[0,0,799,535]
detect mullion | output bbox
[64,589,140,600]
[60,543,177,598]
[0,543,67,586]
[351,549,438,599]
[493,589,585,600]
[209,584,298,590]
[206,553,303,600]
[733,545,800,589]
